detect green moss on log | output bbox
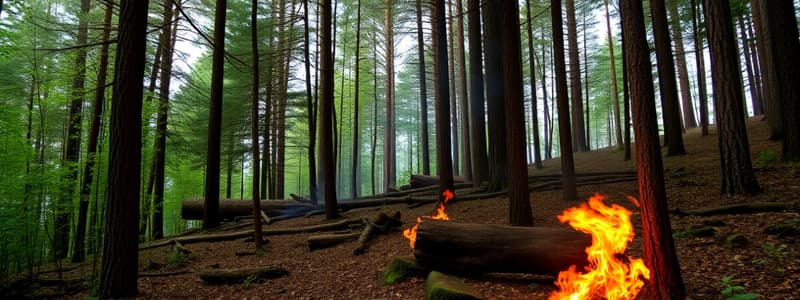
[382,256,428,284]
[425,271,484,300]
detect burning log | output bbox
[412,220,590,276]
[199,266,288,285]
[181,199,319,220]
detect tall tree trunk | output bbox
[750,0,782,139]
[384,0,396,192]
[551,0,578,201]
[622,21,632,161]
[432,0,455,203]
[250,0,264,250]
[203,0,227,229]
[482,0,507,192]
[225,136,234,199]
[620,1,686,298]
[669,0,698,129]
[565,0,587,152]
[651,0,687,156]
[152,0,177,240]
[583,11,590,151]
[351,0,362,199]
[455,0,471,181]
[372,40,378,195]
[738,15,759,116]
[704,0,762,194]
[73,0,113,263]
[759,0,800,161]
[744,12,764,116]
[447,0,460,176]
[320,0,339,219]
[525,0,542,168]
[497,0,533,226]
[303,0,317,203]
[692,0,709,136]
[261,3,277,200]
[98,0,148,296]
[276,0,293,200]
[467,0,488,186]
[605,0,623,149]
[539,34,552,160]
[56,0,90,261]
[416,0,431,176]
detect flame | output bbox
[549,194,650,300]
[402,189,454,249]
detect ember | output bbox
[549,194,650,300]
[402,189,454,249]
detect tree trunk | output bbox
[56,0,90,261]
[738,15,759,117]
[751,0,782,139]
[704,0,762,194]
[98,0,148,296]
[372,39,378,195]
[497,0,533,226]
[551,0,578,201]
[384,0,396,192]
[413,220,590,275]
[760,0,800,161]
[250,0,264,250]
[744,12,764,116]
[447,0,460,177]
[539,34,552,160]
[203,0,227,229]
[72,0,112,263]
[351,0,362,199]
[482,0,507,193]
[651,0,686,156]
[432,0,455,201]
[526,0,542,169]
[583,11,591,150]
[319,0,339,219]
[669,0,698,129]
[467,0,489,187]
[565,0,587,153]
[416,0,431,176]
[620,1,686,298]
[604,0,623,149]
[303,0,317,203]
[455,0,471,181]
[692,0,709,136]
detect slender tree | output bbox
[692,0,709,136]
[455,0,471,181]
[97,0,148,296]
[497,0,533,226]
[467,0,488,186]
[482,0,507,192]
[620,0,686,297]
[320,0,338,219]
[447,0,460,176]
[526,0,542,169]
[384,0,396,192]
[249,0,264,250]
[669,0,698,129]
[73,0,113,263]
[204,0,227,229]
[551,0,578,201]
[433,0,455,202]
[303,0,317,203]
[416,0,431,175]
[565,0,587,152]
[738,15,760,116]
[604,0,623,149]
[751,0,782,139]
[351,0,362,199]
[372,38,379,195]
[651,0,687,156]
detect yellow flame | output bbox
[402,189,454,249]
[549,194,651,300]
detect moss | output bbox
[382,256,428,284]
[425,271,484,300]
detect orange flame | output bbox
[402,189,454,249]
[549,194,650,300]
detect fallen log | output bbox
[425,271,484,300]
[181,199,318,220]
[409,175,468,189]
[413,220,590,276]
[307,232,362,251]
[353,211,403,255]
[140,218,362,250]
[199,266,288,285]
[139,271,190,277]
[673,202,799,216]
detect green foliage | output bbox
[720,275,760,300]
[760,242,788,273]
[242,274,259,288]
[167,248,188,268]
[757,149,777,164]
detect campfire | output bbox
[403,189,454,249]
[550,194,650,300]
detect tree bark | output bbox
[372,39,378,195]
[351,0,362,199]
[467,0,489,187]
[692,0,710,136]
[303,0,317,203]
[669,0,698,129]
[433,0,455,202]
[416,0,431,176]
[738,15,759,116]
[98,0,148,296]
[455,0,471,181]
[482,0,507,193]
[651,0,686,156]
[565,0,587,152]
[551,0,578,201]
[250,0,264,250]
[751,0,782,139]
[413,220,590,275]
[447,0,459,177]
[73,0,113,263]
[704,0,762,194]
[525,0,542,169]
[204,0,227,229]
[604,0,623,150]
[320,0,339,219]
[621,0,686,297]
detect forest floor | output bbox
[20,117,800,299]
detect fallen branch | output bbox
[139,271,190,277]
[307,232,362,251]
[353,211,403,255]
[199,266,288,285]
[673,202,799,216]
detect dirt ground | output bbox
[23,117,800,299]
